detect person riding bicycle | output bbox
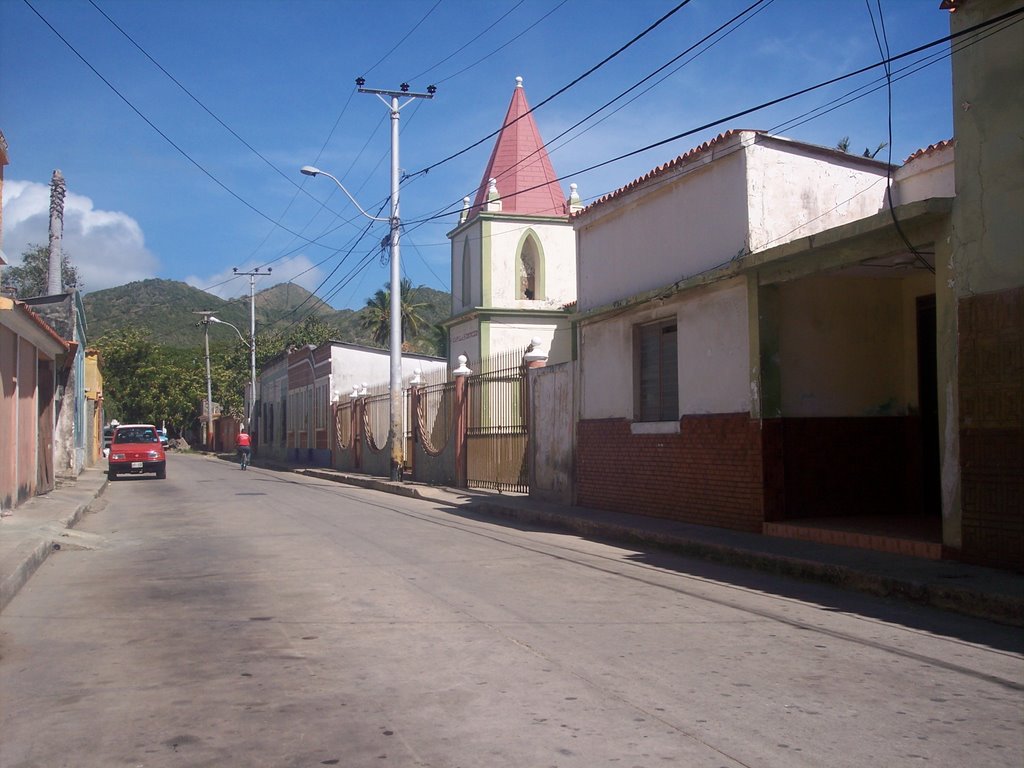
[236,429,252,468]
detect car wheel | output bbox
[156,465,166,480]
[107,471,117,481]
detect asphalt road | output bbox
[1,453,1021,768]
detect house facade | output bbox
[257,341,446,466]
[445,77,580,370]
[569,1,1021,570]
[0,296,72,510]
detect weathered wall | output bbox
[576,138,748,312]
[777,276,912,417]
[947,0,1024,570]
[578,279,749,421]
[744,137,889,252]
[482,217,576,308]
[529,362,574,504]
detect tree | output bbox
[836,136,888,159]
[2,244,81,298]
[360,278,428,348]
[96,328,205,439]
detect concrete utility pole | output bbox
[194,311,215,450]
[357,78,435,481]
[231,267,271,430]
[47,170,66,295]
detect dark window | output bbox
[637,321,678,422]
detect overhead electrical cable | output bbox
[22,0,334,247]
[403,5,1024,227]
[410,0,695,178]
[405,0,528,82]
[361,0,443,79]
[446,0,774,220]
[420,0,570,85]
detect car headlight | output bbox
[146,450,160,459]
[111,453,125,460]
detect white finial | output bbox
[460,196,471,223]
[454,354,473,377]
[567,182,583,213]
[410,368,423,386]
[515,76,523,88]
[360,382,368,397]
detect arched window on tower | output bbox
[461,239,472,307]
[518,233,541,300]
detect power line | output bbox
[404,6,1024,227]
[21,0,329,248]
[410,0,695,178]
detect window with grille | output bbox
[636,320,679,422]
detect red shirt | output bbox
[236,433,251,447]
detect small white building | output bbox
[258,340,446,466]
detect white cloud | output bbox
[185,254,325,300]
[2,179,160,293]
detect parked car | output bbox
[158,426,169,449]
[107,423,167,480]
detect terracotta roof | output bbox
[574,130,760,219]
[471,77,566,218]
[0,296,73,353]
[903,139,955,165]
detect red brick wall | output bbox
[577,414,765,532]
[958,287,1024,571]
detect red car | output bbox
[107,423,167,480]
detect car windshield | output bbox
[114,428,159,444]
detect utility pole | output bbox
[357,78,435,480]
[194,311,215,450]
[232,266,271,431]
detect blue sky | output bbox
[1,0,955,309]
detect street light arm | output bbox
[300,165,389,222]
[208,316,250,347]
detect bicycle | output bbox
[238,448,250,470]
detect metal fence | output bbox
[466,346,529,493]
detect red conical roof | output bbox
[471,77,565,217]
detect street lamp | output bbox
[301,163,399,478]
[209,315,255,430]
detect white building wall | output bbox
[744,138,891,253]
[329,346,447,399]
[488,319,570,365]
[579,280,750,421]
[677,280,750,415]
[891,144,955,206]
[486,218,575,309]
[576,142,749,312]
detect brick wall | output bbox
[577,414,765,532]
[958,287,1024,571]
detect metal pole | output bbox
[388,93,402,481]
[357,81,435,481]
[249,272,256,430]
[232,267,270,432]
[204,318,213,450]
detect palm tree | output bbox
[361,278,428,348]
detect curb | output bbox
[0,479,108,614]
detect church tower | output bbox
[446,76,581,368]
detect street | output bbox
[1,454,1021,768]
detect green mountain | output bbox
[82,279,451,355]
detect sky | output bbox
[1,0,957,312]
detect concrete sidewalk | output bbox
[0,467,109,613]
[2,459,1022,627]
